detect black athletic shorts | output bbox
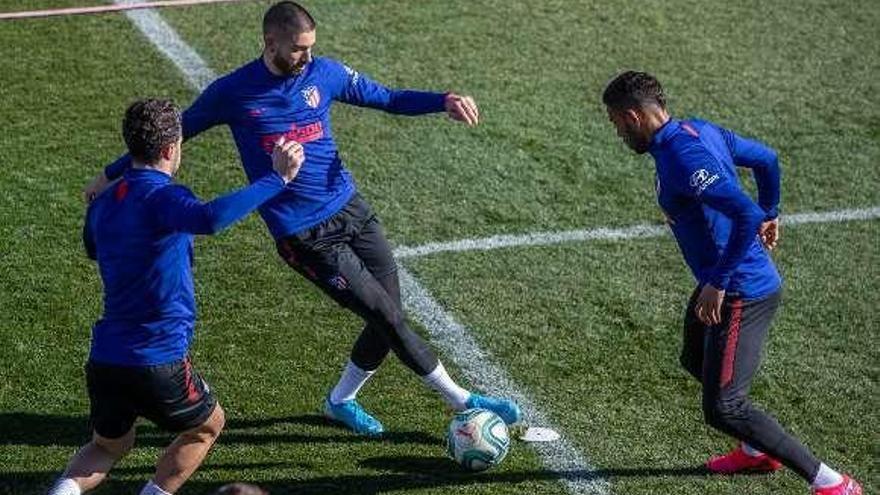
[86,356,216,439]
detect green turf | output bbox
[0,6,555,495]
[1,0,878,494]
[408,221,879,494]
[161,0,880,245]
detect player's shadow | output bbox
[226,456,713,494]
[0,462,304,495]
[0,412,441,448]
[354,455,712,486]
[1,413,728,494]
[0,454,728,495]
[362,455,772,480]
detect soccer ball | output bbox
[446,408,510,471]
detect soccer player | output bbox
[601,71,862,495]
[82,1,519,436]
[49,99,304,495]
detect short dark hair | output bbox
[122,99,182,164]
[263,1,316,36]
[602,71,666,111]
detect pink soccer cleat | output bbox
[705,443,782,474]
[812,475,862,495]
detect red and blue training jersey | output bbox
[650,118,782,299]
[84,168,286,366]
[104,56,447,239]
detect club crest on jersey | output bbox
[301,85,321,108]
[689,168,720,195]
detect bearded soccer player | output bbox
[601,71,861,495]
[82,1,519,435]
[50,99,303,495]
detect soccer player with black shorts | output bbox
[83,1,520,436]
[601,71,862,495]
[49,99,303,495]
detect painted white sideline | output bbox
[116,4,608,494]
[0,0,246,21]
[394,206,880,259]
[400,267,610,493]
[115,0,215,91]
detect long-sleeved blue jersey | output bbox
[650,119,782,299]
[85,168,286,366]
[104,57,446,239]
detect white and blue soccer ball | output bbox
[446,408,510,471]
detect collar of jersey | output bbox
[649,118,679,154]
[124,167,173,184]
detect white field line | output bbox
[114,0,215,91]
[399,267,610,493]
[116,4,608,494]
[394,206,880,259]
[0,0,246,21]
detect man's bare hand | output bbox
[444,93,479,126]
[759,218,779,251]
[272,136,305,183]
[695,284,725,326]
[83,171,111,203]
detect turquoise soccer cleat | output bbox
[323,397,385,436]
[465,394,522,425]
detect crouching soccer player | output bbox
[49,99,304,495]
[82,1,520,436]
[601,71,862,495]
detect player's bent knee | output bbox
[703,395,749,430]
[94,428,135,458]
[202,404,226,438]
[179,404,225,444]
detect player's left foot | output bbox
[705,443,782,474]
[812,475,862,495]
[465,394,522,425]
[323,397,384,436]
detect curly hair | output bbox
[122,98,182,164]
[602,71,666,111]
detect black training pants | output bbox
[680,287,821,481]
[276,193,438,376]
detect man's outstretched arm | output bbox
[154,138,303,235]
[332,61,479,125]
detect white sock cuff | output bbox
[48,478,81,495]
[422,362,470,410]
[422,362,446,382]
[140,480,173,495]
[811,463,844,489]
[741,442,763,457]
[346,360,376,377]
[329,361,376,405]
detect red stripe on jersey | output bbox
[720,300,743,389]
[681,122,699,137]
[114,180,129,202]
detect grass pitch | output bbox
[0,1,877,494]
